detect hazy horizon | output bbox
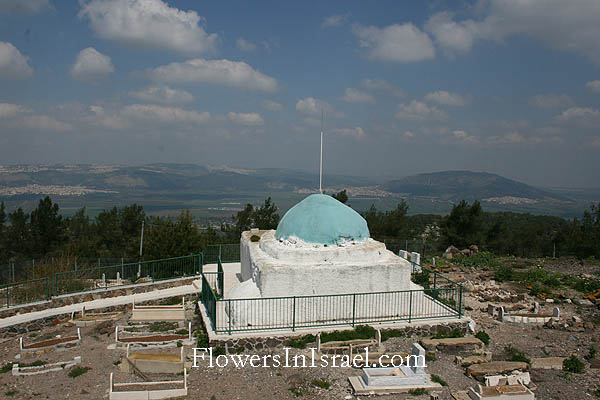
[2,1,600,188]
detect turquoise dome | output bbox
[275,194,370,245]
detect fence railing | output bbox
[199,270,463,335]
[217,257,224,296]
[204,244,240,264]
[201,286,462,334]
[0,254,203,308]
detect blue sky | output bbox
[1,0,600,187]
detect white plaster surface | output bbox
[238,230,412,298]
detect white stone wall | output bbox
[238,230,412,298]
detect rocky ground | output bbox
[0,257,598,400]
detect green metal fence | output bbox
[217,257,224,296]
[204,244,240,264]
[200,271,463,335]
[1,254,203,308]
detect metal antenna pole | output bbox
[319,109,323,194]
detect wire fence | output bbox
[0,254,203,308]
[0,257,138,285]
[203,244,240,264]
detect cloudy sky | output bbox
[1,0,600,188]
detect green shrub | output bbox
[425,352,436,362]
[320,325,376,343]
[430,374,448,386]
[504,345,530,364]
[495,265,515,282]
[0,363,15,373]
[20,360,46,367]
[453,252,499,269]
[311,379,331,389]
[380,329,405,341]
[412,270,431,288]
[5,390,17,397]
[408,388,426,396]
[148,321,178,332]
[287,334,315,349]
[68,366,91,378]
[475,331,490,346]
[563,355,585,373]
[196,332,209,348]
[432,327,464,339]
[288,386,303,397]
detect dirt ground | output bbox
[0,257,599,400]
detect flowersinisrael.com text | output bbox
[192,347,425,369]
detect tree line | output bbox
[1,194,599,280]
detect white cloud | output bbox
[321,13,348,28]
[236,38,257,52]
[22,114,73,132]
[0,0,51,14]
[227,112,263,126]
[129,86,194,104]
[361,78,404,97]
[78,0,217,54]
[554,107,600,127]
[425,90,465,106]
[332,126,365,139]
[452,129,480,144]
[487,131,561,146]
[426,1,600,65]
[296,97,332,116]
[586,80,600,93]
[70,47,114,83]
[341,88,375,104]
[353,23,435,62]
[262,100,283,111]
[295,97,344,118]
[0,103,26,118]
[0,103,71,131]
[425,12,478,55]
[528,93,574,109]
[0,42,33,79]
[395,100,448,120]
[145,58,278,92]
[122,104,209,124]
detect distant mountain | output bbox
[381,171,569,203]
[0,163,372,194]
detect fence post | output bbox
[292,296,296,332]
[458,285,463,318]
[6,284,9,308]
[352,294,356,327]
[408,291,413,323]
[228,300,232,335]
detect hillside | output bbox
[381,170,568,203]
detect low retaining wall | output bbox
[12,356,81,376]
[20,328,81,352]
[109,371,188,400]
[125,345,185,374]
[211,320,472,351]
[130,298,186,322]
